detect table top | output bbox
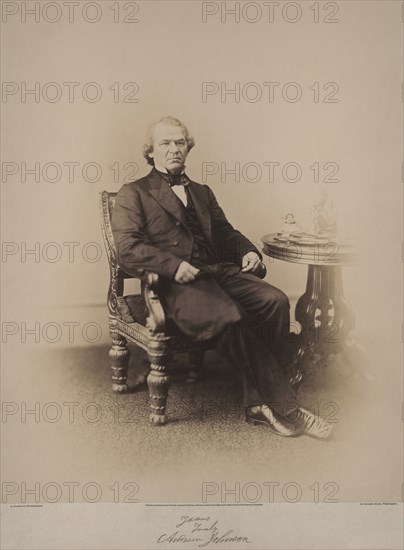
[261,233,357,266]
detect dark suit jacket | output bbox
[111,168,261,280]
[111,168,262,340]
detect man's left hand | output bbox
[241,252,263,274]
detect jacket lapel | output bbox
[147,169,187,226]
[147,169,212,241]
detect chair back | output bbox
[99,191,118,263]
[99,191,128,314]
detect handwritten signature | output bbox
[157,515,251,547]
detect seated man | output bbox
[112,116,332,439]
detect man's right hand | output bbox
[174,261,200,283]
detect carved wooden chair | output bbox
[99,191,216,425]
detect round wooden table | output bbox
[261,233,357,384]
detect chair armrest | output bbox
[140,262,266,334]
[141,271,167,334]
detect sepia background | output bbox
[1,0,402,525]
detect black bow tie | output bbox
[155,169,189,187]
[169,174,189,186]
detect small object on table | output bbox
[277,213,303,237]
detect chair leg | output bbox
[147,333,170,424]
[187,350,205,383]
[109,332,130,393]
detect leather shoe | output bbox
[245,405,303,437]
[285,407,333,440]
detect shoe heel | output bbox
[246,417,259,426]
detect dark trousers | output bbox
[203,264,298,416]
[162,263,299,416]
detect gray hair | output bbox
[142,116,195,166]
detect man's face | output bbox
[149,122,189,174]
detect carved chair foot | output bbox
[147,331,170,424]
[149,413,167,425]
[112,383,129,393]
[109,332,130,393]
[147,367,169,424]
